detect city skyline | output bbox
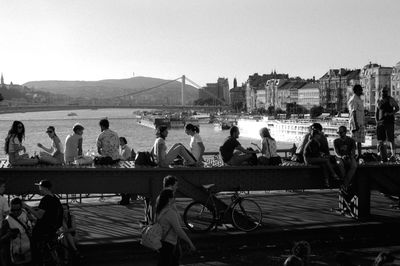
[0,0,399,87]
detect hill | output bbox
[24,76,199,105]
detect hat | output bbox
[35,179,52,189]
[46,126,55,133]
[72,123,84,132]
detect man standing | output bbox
[96,119,120,164]
[348,84,365,158]
[23,180,63,265]
[375,87,399,162]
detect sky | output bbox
[1,0,400,88]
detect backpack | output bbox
[135,152,156,167]
[140,212,171,251]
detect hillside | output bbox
[23,76,199,105]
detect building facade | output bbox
[391,61,400,103]
[199,77,230,105]
[230,85,246,111]
[298,81,320,110]
[359,63,392,112]
[319,69,360,112]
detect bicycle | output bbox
[183,184,262,232]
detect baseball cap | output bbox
[35,179,52,189]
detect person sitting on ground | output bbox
[64,123,84,165]
[153,125,197,168]
[304,129,339,187]
[373,251,395,266]
[96,118,120,164]
[259,127,281,165]
[184,123,205,165]
[37,126,64,165]
[219,126,259,166]
[58,203,82,263]
[0,198,34,265]
[4,121,39,166]
[283,255,304,266]
[156,189,196,266]
[292,123,329,163]
[119,137,135,161]
[333,126,358,203]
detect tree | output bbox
[267,106,275,115]
[310,105,324,118]
[0,93,3,102]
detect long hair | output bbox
[4,121,25,154]
[185,123,199,133]
[156,125,168,139]
[62,203,72,228]
[156,189,174,215]
[259,127,275,141]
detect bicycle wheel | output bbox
[231,198,262,232]
[183,201,215,233]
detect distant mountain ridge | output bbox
[24,76,199,105]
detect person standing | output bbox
[375,86,399,162]
[219,126,259,166]
[64,123,84,164]
[22,180,63,265]
[348,84,365,158]
[96,119,120,164]
[37,126,64,165]
[333,126,357,202]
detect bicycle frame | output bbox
[204,189,242,224]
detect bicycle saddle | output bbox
[202,184,215,190]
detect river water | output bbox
[0,108,292,159]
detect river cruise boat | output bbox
[138,116,171,129]
[237,117,378,146]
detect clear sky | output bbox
[0,0,399,87]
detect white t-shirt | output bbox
[0,195,10,229]
[190,133,203,161]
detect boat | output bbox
[170,117,185,128]
[237,116,379,146]
[184,117,200,127]
[191,114,211,124]
[67,112,77,116]
[214,120,235,130]
[138,116,171,129]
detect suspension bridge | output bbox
[0,75,230,114]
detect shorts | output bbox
[377,123,394,142]
[351,125,365,143]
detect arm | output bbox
[78,138,83,156]
[235,145,258,154]
[389,98,399,115]
[37,143,53,154]
[333,139,341,157]
[169,212,195,251]
[261,139,267,155]
[156,140,168,168]
[22,203,45,220]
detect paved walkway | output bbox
[65,189,400,246]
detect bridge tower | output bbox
[181,75,185,106]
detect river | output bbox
[0,108,292,159]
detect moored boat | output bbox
[138,116,171,129]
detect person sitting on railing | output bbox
[153,125,197,168]
[219,126,259,166]
[64,123,84,165]
[4,121,39,166]
[37,126,64,165]
[95,119,120,165]
[304,129,339,187]
[292,123,329,163]
[334,126,357,203]
[258,127,281,165]
[184,123,205,165]
[119,137,135,161]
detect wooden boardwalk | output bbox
[60,189,400,246]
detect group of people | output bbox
[3,118,136,166]
[0,179,80,266]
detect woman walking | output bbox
[37,126,64,165]
[156,189,195,266]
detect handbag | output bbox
[140,211,171,251]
